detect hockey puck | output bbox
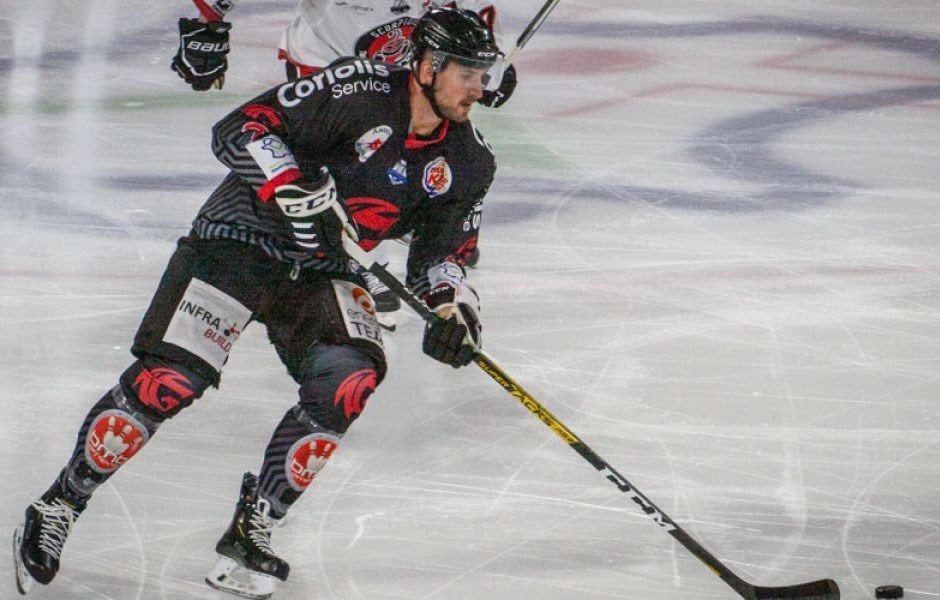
[875,585,904,599]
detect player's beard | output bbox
[432,86,476,123]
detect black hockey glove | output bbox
[172,18,231,91]
[478,63,516,108]
[422,282,481,368]
[274,168,358,255]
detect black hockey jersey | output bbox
[192,58,496,297]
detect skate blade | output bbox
[205,555,278,600]
[12,527,36,595]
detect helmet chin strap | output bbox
[419,71,448,121]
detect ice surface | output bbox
[1,1,939,599]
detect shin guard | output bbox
[61,359,209,500]
[258,405,341,518]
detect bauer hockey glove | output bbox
[479,63,516,108]
[422,280,482,368]
[274,168,359,255]
[172,18,231,91]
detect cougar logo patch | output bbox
[133,367,194,414]
[422,156,452,198]
[85,410,150,473]
[346,196,400,249]
[335,369,378,419]
[286,432,340,491]
[355,125,392,162]
[241,103,283,127]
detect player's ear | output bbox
[416,52,435,86]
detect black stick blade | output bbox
[752,578,840,600]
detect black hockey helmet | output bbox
[411,6,499,74]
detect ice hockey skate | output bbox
[206,472,289,600]
[362,269,401,331]
[12,480,85,595]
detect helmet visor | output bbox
[430,50,498,87]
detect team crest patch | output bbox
[422,156,452,198]
[355,18,415,66]
[387,159,407,185]
[355,125,393,163]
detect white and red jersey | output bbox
[278,0,499,73]
[193,0,500,76]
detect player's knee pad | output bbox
[297,344,385,434]
[119,357,211,420]
[259,404,343,517]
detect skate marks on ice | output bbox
[3,2,940,600]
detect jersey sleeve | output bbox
[210,87,307,202]
[191,0,234,22]
[211,60,399,203]
[209,74,361,202]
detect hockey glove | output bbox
[422,281,481,368]
[172,18,231,91]
[478,63,516,108]
[274,168,358,254]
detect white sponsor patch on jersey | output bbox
[355,125,392,163]
[332,280,384,348]
[246,135,300,180]
[164,279,251,372]
[422,156,452,198]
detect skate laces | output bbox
[247,498,279,555]
[32,498,79,560]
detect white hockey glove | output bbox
[422,263,481,368]
[274,168,358,254]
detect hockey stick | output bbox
[341,236,839,600]
[504,0,562,63]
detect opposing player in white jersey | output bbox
[173,0,515,105]
[172,0,516,315]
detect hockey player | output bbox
[14,7,496,599]
[172,0,513,310]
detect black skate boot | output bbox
[12,478,86,595]
[205,472,289,600]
